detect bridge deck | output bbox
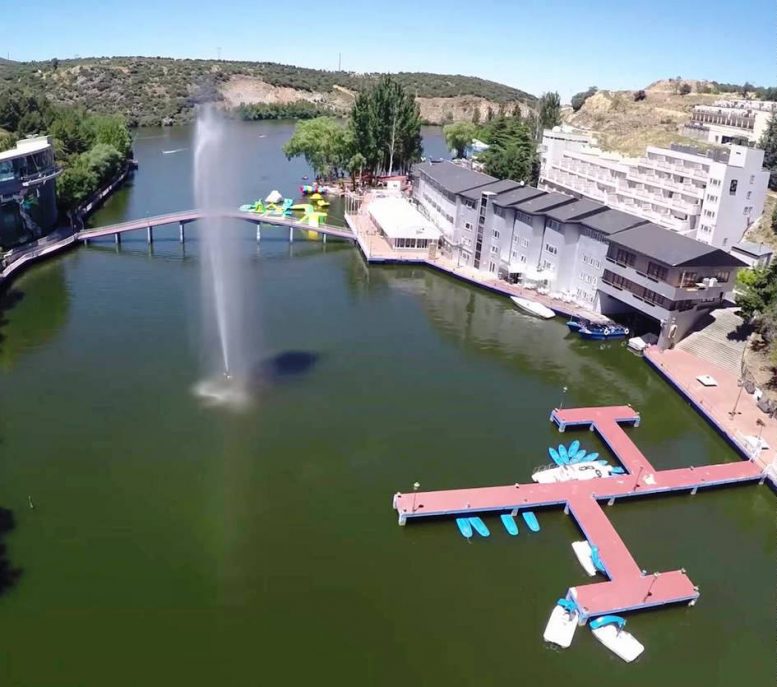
[78,209,355,241]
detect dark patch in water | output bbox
[254,351,320,384]
[0,507,21,595]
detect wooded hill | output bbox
[0,57,536,127]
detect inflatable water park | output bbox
[239,188,330,228]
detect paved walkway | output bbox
[645,346,776,472]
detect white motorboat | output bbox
[589,616,645,662]
[543,600,579,648]
[571,541,597,576]
[532,461,612,484]
[510,296,555,319]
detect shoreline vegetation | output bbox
[0,57,536,128]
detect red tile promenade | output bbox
[645,346,777,473]
[392,405,765,621]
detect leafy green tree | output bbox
[348,75,422,175]
[57,159,98,209]
[50,108,94,158]
[283,116,349,179]
[0,131,16,153]
[735,263,777,318]
[443,121,477,158]
[538,91,561,133]
[759,114,777,190]
[91,115,133,158]
[479,118,536,183]
[634,90,647,101]
[570,86,597,112]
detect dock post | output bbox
[289,227,294,243]
[634,415,641,428]
[510,508,518,516]
[607,497,615,507]
[147,226,153,244]
[256,224,261,242]
[322,232,327,244]
[759,472,766,485]
[563,502,569,515]
[115,232,121,245]
[559,422,565,433]
[690,485,698,496]
[398,512,407,526]
[179,222,185,242]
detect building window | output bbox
[464,199,475,209]
[520,255,527,263]
[715,271,730,283]
[493,229,500,239]
[647,261,668,282]
[546,219,561,231]
[744,206,752,215]
[489,261,496,273]
[520,238,529,248]
[516,211,532,224]
[729,179,738,195]
[750,175,755,184]
[465,222,472,230]
[612,248,636,266]
[545,243,558,255]
[490,245,499,254]
[541,260,552,270]
[746,191,752,199]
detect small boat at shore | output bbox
[543,598,579,648]
[579,324,629,340]
[510,296,555,319]
[522,511,540,532]
[572,541,597,576]
[590,615,645,662]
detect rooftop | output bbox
[513,191,576,215]
[368,196,441,241]
[491,185,546,208]
[0,136,52,162]
[414,160,496,195]
[610,223,747,268]
[544,198,606,223]
[578,208,648,236]
[732,240,774,258]
[459,179,521,200]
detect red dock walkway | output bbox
[392,405,764,621]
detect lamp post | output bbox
[559,386,568,410]
[412,482,421,512]
[729,345,748,419]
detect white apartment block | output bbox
[539,127,769,250]
[411,160,746,341]
[684,99,776,145]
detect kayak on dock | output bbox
[456,518,473,539]
[500,514,519,536]
[522,511,540,532]
[469,517,490,537]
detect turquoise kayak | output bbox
[586,452,599,462]
[612,467,625,474]
[568,440,580,459]
[500,514,519,536]
[589,614,626,630]
[570,449,587,463]
[548,446,563,465]
[558,444,568,462]
[456,518,473,538]
[469,517,490,537]
[522,511,540,532]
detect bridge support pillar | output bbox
[115,232,121,245]
[147,226,153,244]
[289,227,294,243]
[179,222,185,242]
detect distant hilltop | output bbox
[0,56,537,127]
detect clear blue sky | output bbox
[3,0,774,100]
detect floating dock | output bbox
[391,405,764,622]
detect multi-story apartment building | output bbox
[683,99,776,145]
[539,127,769,250]
[411,160,745,341]
[0,136,60,250]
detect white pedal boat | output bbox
[532,461,613,484]
[543,599,579,648]
[589,615,644,662]
[571,541,597,576]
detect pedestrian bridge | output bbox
[77,209,356,243]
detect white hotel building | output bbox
[683,99,776,145]
[411,160,746,341]
[539,127,768,250]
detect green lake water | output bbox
[0,121,772,686]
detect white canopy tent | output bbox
[368,197,441,250]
